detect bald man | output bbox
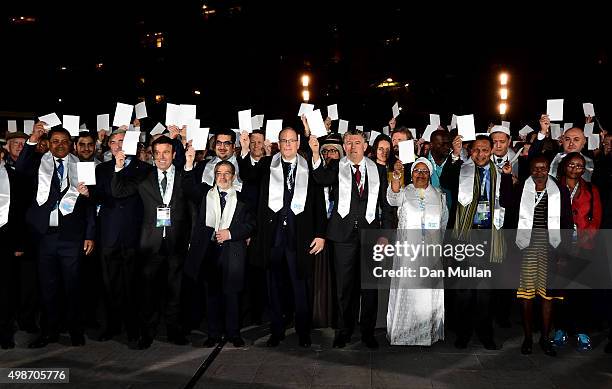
[529,115,594,181]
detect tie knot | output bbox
[57,158,63,164]
[220,191,227,199]
[353,164,360,170]
[162,171,167,177]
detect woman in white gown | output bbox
[386,157,448,346]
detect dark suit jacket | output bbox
[94,157,153,248]
[111,165,192,257]
[311,158,394,243]
[0,165,28,253]
[183,192,255,292]
[16,144,96,242]
[440,158,514,229]
[238,154,327,279]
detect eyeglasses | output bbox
[413,169,430,175]
[278,139,298,145]
[321,148,339,154]
[215,141,233,147]
[567,162,585,170]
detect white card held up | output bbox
[7,120,17,133]
[122,131,140,155]
[422,124,437,142]
[305,109,327,137]
[450,114,458,130]
[392,102,400,118]
[356,125,364,132]
[327,104,339,120]
[519,125,534,136]
[191,128,210,151]
[398,140,415,164]
[369,130,381,146]
[408,128,417,139]
[338,119,348,134]
[113,103,134,127]
[298,103,314,117]
[96,114,110,133]
[179,104,197,127]
[583,103,595,117]
[185,120,201,142]
[546,99,564,121]
[588,134,600,150]
[165,103,181,127]
[584,123,595,136]
[251,114,264,130]
[550,123,561,139]
[238,109,253,133]
[382,126,390,135]
[456,114,476,141]
[140,132,147,143]
[63,115,80,136]
[77,162,96,185]
[135,101,148,119]
[23,120,34,135]
[150,122,166,136]
[265,119,283,143]
[79,123,87,130]
[429,114,440,127]
[563,123,573,132]
[38,113,62,129]
[502,121,511,130]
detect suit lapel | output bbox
[145,170,164,204]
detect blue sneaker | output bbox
[576,333,592,352]
[552,330,568,347]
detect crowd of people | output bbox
[1,108,611,358]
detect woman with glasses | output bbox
[386,157,448,345]
[551,152,603,352]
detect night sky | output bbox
[2,2,610,135]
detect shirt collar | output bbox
[282,156,297,164]
[157,164,175,176]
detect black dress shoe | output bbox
[298,334,312,348]
[521,338,533,355]
[332,334,347,348]
[481,338,497,350]
[539,337,556,357]
[362,336,379,349]
[137,336,153,350]
[70,333,86,347]
[229,337,245,347]
[1,339,15,349]
[28,334,59,349]
[266,334,284,347]
[203,337,221,348]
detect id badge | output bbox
[424,214,440,229]
[477,200,490,222]
[156,206,171,227]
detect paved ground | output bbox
[1,323,612,388]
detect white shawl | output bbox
[516,176,561,249]
[36,152,80,215]
[268,153,309,215]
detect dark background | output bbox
[1,2,610,135]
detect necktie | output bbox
[478,167,487,199]
[354,164,364,197]
[220,191,227,212]
[57,158,64,180]
[161,171,168,196]
[284,161,295,191]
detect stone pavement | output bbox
[1,324,612,388]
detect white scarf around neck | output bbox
[516,176,561,249]
[458,159,505,229]
[268,153,309,215]
[401,184,442,230]
[202,155,242,191]
[0,162,10,227]
[337,156,379,223]
[205,186,237,232]
[36,152,80,215]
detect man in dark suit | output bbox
[238,127,327,348]
[111,135,192,349]
[183,157,255,347]
[93,130,153,343]
[310,128,394,349]
[16,123,96,348]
